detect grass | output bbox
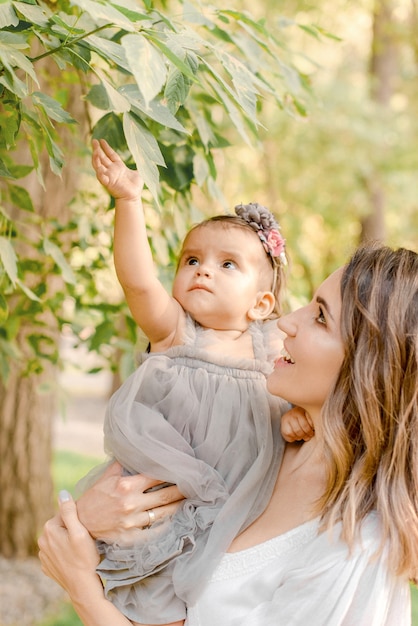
[38,450,418,625]
[51,449,105,499]
[39,603,82,626]
[413,586,418,624]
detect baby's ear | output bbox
[248,291,275,321]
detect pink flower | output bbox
[266,230,285,257]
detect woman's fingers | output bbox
[38,494,104,602]
[141,501,183,530]
[140,484,184,528]
[77,462,185,539]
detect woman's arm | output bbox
[76,461,184,541]
[38,492,133,626]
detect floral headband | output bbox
[234,202,287,266]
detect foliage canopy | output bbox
[0,0,317,380]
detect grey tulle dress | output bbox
[94,315,288,624]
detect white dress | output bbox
[185,513,411,626]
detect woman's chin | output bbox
[267,363,288,396]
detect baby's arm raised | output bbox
[92,139,182,347]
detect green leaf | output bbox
[0,236,18,284]
[203,65,252,145]
[0,32,39,86]
[15,278,41,301]
[0,2,18,28]
[0,336,21,361]
[120,84,188,134]
[86,34,130,73]
[32,92,76,124]
[92,113,125,151]
[109,0,149,22]
[165,66,192,114]
[27,333,59,362]
[122,33,167,107]
[123,112,164,201]
[219,9,269,38]
[43,238,76,285]
[217,50,259,122]
[0,65,27,98]
[193,152,209,186]
[50,13,86,34]
[41,123,65,176]
[181,0,214,27]
[0,99,21,149]
[12,1,49,27]
[99,77,131,113]
[7,163,33,179]
[188,106,215,149]
[146,33,198,83]
[9,184,35,212]
[0,158,14,178]
[89,319,116,351]
[85,83,111,110]
[70,0,137,32]
[0,293,8,324]
[297,24,321,40]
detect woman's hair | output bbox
[182,215,287,317]
[320,244,418,579]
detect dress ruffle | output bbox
[84,316,288,623]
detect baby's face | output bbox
[173,223,274,331]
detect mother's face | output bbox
[267,269,345,419]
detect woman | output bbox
[38,244,418,625]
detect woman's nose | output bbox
[277,312,297,336]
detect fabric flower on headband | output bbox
[235,202,287,265]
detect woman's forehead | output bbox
[315,268,343,319]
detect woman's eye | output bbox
[316,307,326,325]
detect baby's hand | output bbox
[281,406,315,442]
[92,138,144,201]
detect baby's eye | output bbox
[186,257,199,266]
[222,260,236,269]
[315,307,326,325]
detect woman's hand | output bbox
[39,492,133,626]
[38,491,101,593]
[76,461,185,541]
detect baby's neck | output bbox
[201,325,255,359]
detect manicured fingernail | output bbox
[58,490,71,503]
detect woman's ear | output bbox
[247,291,275,320]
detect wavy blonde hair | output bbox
[320,244,418,580]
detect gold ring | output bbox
[147,509,156,525]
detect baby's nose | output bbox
[196,265,212,277]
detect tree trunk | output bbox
[0,55,89,557]
[361,0,397,242]
[0,360,55,557]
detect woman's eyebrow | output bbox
[316,296,335,322]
